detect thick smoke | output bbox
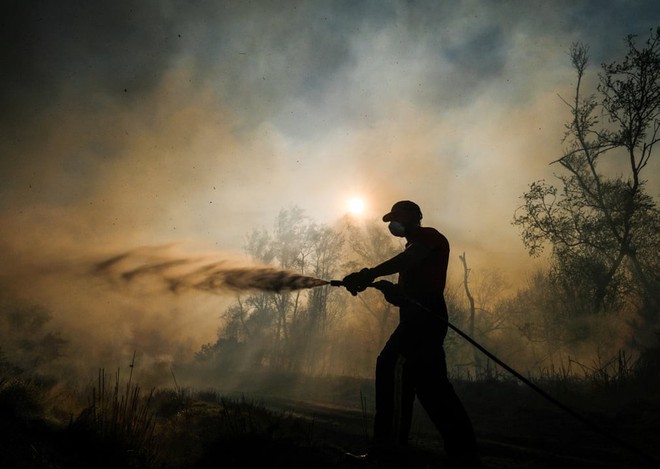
[1,1,658,388]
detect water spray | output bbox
[94,247,331,294]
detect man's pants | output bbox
[373,319,478,459]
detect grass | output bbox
[1,346,659,468]
[69,367,158,467]
[0,350,50,422]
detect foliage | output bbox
[341,217,401,367]
[514,28,660,322]
[0,349,50,422]
[0,292,66,433]
[0,292,67,370]
[194,211,414,378]
[197,207,346,375]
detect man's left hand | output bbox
[342,268,375,295]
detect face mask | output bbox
[388,221,406,237]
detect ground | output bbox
[2,375,658,468]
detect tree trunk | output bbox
[459,252,481,374]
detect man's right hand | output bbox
[341,268,375,296]
[371,280,405,306]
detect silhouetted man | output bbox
[342,200,479,468]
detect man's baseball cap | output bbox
[382,200,423,222]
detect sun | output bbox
[347,196,366,216]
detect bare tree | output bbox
[458,253,511,375]
[459,252,480,372]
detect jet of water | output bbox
[93,246,329,294]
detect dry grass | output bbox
[70,367,158,467]
[2,344,659,468]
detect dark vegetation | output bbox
[1,349,659,468]
[1,27,659,469]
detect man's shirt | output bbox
[398,226,449,321]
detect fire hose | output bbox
[328,279,658,467]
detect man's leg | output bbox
[373,325,406,448]
[415,346,479,463]
[395,325,420,447]
[373,332,397,445]
[396,358,416,447]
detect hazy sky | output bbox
[1,1,659,369]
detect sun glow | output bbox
[347,196,366,216]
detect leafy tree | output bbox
[497,271,571,368]
[514,29,660,322]
[341,218,401,355]
[290,222,345,373]
[199,207,344,374]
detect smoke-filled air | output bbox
[2,1,660,467]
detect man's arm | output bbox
[342,242,433,295]
[368,242,432,278]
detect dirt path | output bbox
[259,394,657,468]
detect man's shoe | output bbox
[344,451,371,461]
[344,447,408,466]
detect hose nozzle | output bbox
[328,279,391,291]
